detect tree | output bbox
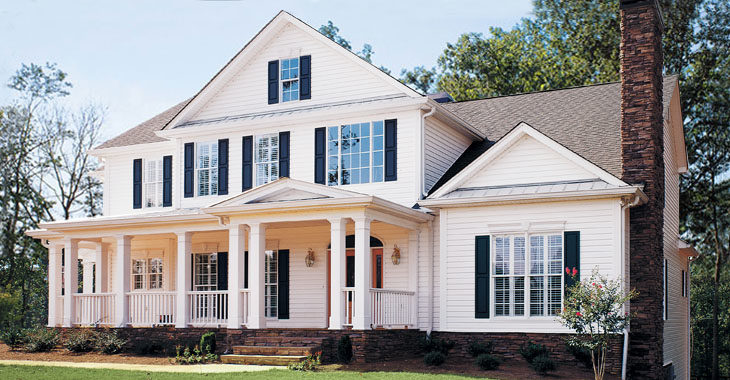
[318,21,391,74]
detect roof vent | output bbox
[427,92,454,103]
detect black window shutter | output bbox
[475,235,490,318]
[564,231,580,293]
[268,60,279,104]
[279,131,290,178]
[133,159,142,209]
[242,136,253,191]
[162,155,172,207]
[278,250,290,319]
[314,127,326,184]
[244,251,249,289]
[184,143,194,198]
[218,139,229,195]
[217,252,228,291]
[384,119,397,181]
[300,55,311,100]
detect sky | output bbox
[0,0,533,141]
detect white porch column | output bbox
[408,229,420,325]
[228,224,245,328]
[114,235,131,327]
[63,238,79,327]
[353,216,371,330]
[48,244,62,327]
[328,217,346,329]
[82,260,94,294]
[248,222,266,329]
[95,243,108,293]
[175,231,192,328]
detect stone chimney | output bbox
[619,0,665,378]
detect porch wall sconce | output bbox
[391,245,401,265]
[305,248,316,267]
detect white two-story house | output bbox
[29,4,693,378]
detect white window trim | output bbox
[280,57,300,103]
[326,121,385,186]
[196,141,218,197]
[490,231,564,320]
[265,250,278,318]
[255,134,280,187]
[193,252,218,291]
[143,158,164,208]
[130,254,164,291]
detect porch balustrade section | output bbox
[188,290,228,326]
[73,293,115,326]
[343,287,355,326]
[128,292,176,326]
[370,288,416,327]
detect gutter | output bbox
[620,194,640,380]
[420,106,436,199]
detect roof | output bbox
[439,179,617,200]
[429,75,678,194]
[95,99,191,150]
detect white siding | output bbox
[424,117,471,193]
[461,135,596,188]
[438,198,622,332]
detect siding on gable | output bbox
[190,23,404,122]
[424,117,472,193]
[461,135,597,189]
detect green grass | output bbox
[0,365,485,380]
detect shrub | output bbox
[95,330,126,354]
[419,335,454,355]
[173,344,218,365]
[518,340,549,363]
[475,353,501,370]
[64,329,97,353]
[566,341,593,368]
[467,340,494,357]
[0,328,26,349]
[200,332,216,354]
[530,354,556,375]
[288,351,321,371]
[336,335,353,363]
[423,351,446,366]
[24,328,59,352]
[137,342,165,356]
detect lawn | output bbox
[0,365,488,380]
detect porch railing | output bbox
[188,291,228,326]
[370,289,416,327]
[73,293,115,326]
[128,292,176,326]
[240,289,250,326]
[343,287,355,326]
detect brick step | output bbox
[220,354,306,366]
[232,345,314,356]
[244,336,325,346]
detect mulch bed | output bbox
[0,344,171,365]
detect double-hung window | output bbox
[194,253,218,291]
[327,121,385,186]
[197,142,218,196]
[255,134,279,186]
[265,250,278,318]
[493,234,563,317]
[132,258,164,290]
[143,159,163,208]
[280,58,299,102]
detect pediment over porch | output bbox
[209,178,367,208]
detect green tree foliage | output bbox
[318,21,391,74]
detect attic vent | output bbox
[427,92,454,103]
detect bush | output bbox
[64,329,97,353]
[518,340,549,363]
[0,328,26,349]
[24,328,59,352]
[423,351,446,366]
[467,340,494,357]
[200,332,216,354]
[567,342,593,368]
[288,351,321,371]
[475,353,501,370]
[136,342,165,356]
[95,330,127,354]
[336,335,353,363]
[419,335,454,355]
[530,354,557,375]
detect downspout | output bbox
[621,194,640,380]
[420,106,436,199]
[427,219,434,334]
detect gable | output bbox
[461,134,596,188]
[209,177,366,208]
[249,188,329,203]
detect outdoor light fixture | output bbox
[391,245,401,265]
[305,248,316,267]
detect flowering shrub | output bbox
[288,351,321,371]
[558,268,636,380]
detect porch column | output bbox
[328,217,346,329]
[114,235,131,327]
[82,261,94,294]
[47,244,62,327]
[248,222,266,329]
[353,216,371,330]
[228,224,245,328]
[63,238,79,327]
[175,231,192,328]
[94,242,108,293]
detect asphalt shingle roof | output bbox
[95,99,191,150]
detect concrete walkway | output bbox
[0,359,284,373]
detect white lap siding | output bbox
[438,198,623,333]
[424,117,471,193]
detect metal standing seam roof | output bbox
[438,179,617,199]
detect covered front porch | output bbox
[36,179,432,331]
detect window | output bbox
[132,258,164,290]
[194,253,218,291]
[143,159,163,208]
[255,134,279,186]
[493,234,563,317]
[280,57,299,102]
[196,142,218,196]
[327,121,385,186]
[265,250,278,318]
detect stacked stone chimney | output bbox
[619,0,665,378]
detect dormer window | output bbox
[280,58,300,102]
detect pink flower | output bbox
[566,267,571,275]
[592,282,596,287]
[572,268,578,276]
[598,285,603,289]
[576,312,582,317]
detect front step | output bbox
[220,354,307,366]
[244,336,325,347]
[232,345,314,356]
